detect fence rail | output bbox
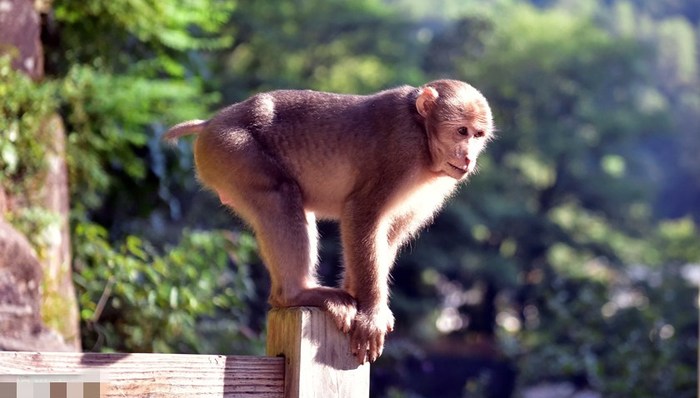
[0,307,368,398]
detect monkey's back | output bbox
[197,86,428,219]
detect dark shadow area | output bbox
[372,354,516,398]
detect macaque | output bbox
[164,79,494,364]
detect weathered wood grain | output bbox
[266,307,369,398]
[0,351,284,397]
[0,308,371,397]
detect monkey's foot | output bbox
[277,287,357,333]
[350,306,395,364]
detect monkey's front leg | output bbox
[340,207,396,364]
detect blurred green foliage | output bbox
[0,56,55,193]
[217,0,425,98]
[516,264,696,397]
[379,4,698,397]
[46,0,231,212]
[2,0,260,357]
[73,223,261,353]
[47,0,262,356]
[60,64,217,211]
[1,0,698,397]
[49,0,234,75]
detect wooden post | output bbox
[266,307,369,398]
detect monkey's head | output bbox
[416,80,494,180]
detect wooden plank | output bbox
[0,351,284,397]
[266,307,369,398]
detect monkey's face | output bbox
[417,81,494,180]
[431,118,492,180]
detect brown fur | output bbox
[164,80,494,363]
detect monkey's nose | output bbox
[465,157,477,173]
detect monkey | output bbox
[164,79,494,364]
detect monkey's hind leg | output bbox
[236,180,356,333]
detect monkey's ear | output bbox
[416,86,439,118]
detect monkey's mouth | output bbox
[447,163,468,175]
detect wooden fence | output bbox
[0,307,369,398]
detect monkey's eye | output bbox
[475,130,485,138]
[457,127,468,136]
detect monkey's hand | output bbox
[350,305,395,364]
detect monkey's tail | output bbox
[162,119,207,143]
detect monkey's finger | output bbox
[357,350,368,365]
[377,335,385,358]
[350,333,363,357]
[368,336,376,363]
[368,349,377,363]
[333,313,352,334]
[352,344,367,365]
[350,331,371,364]
[368,333,385,363]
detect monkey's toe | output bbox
[314,287,357,333]
[323,288,357,334]
[325,299,357,333]
[278,286,357,333]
